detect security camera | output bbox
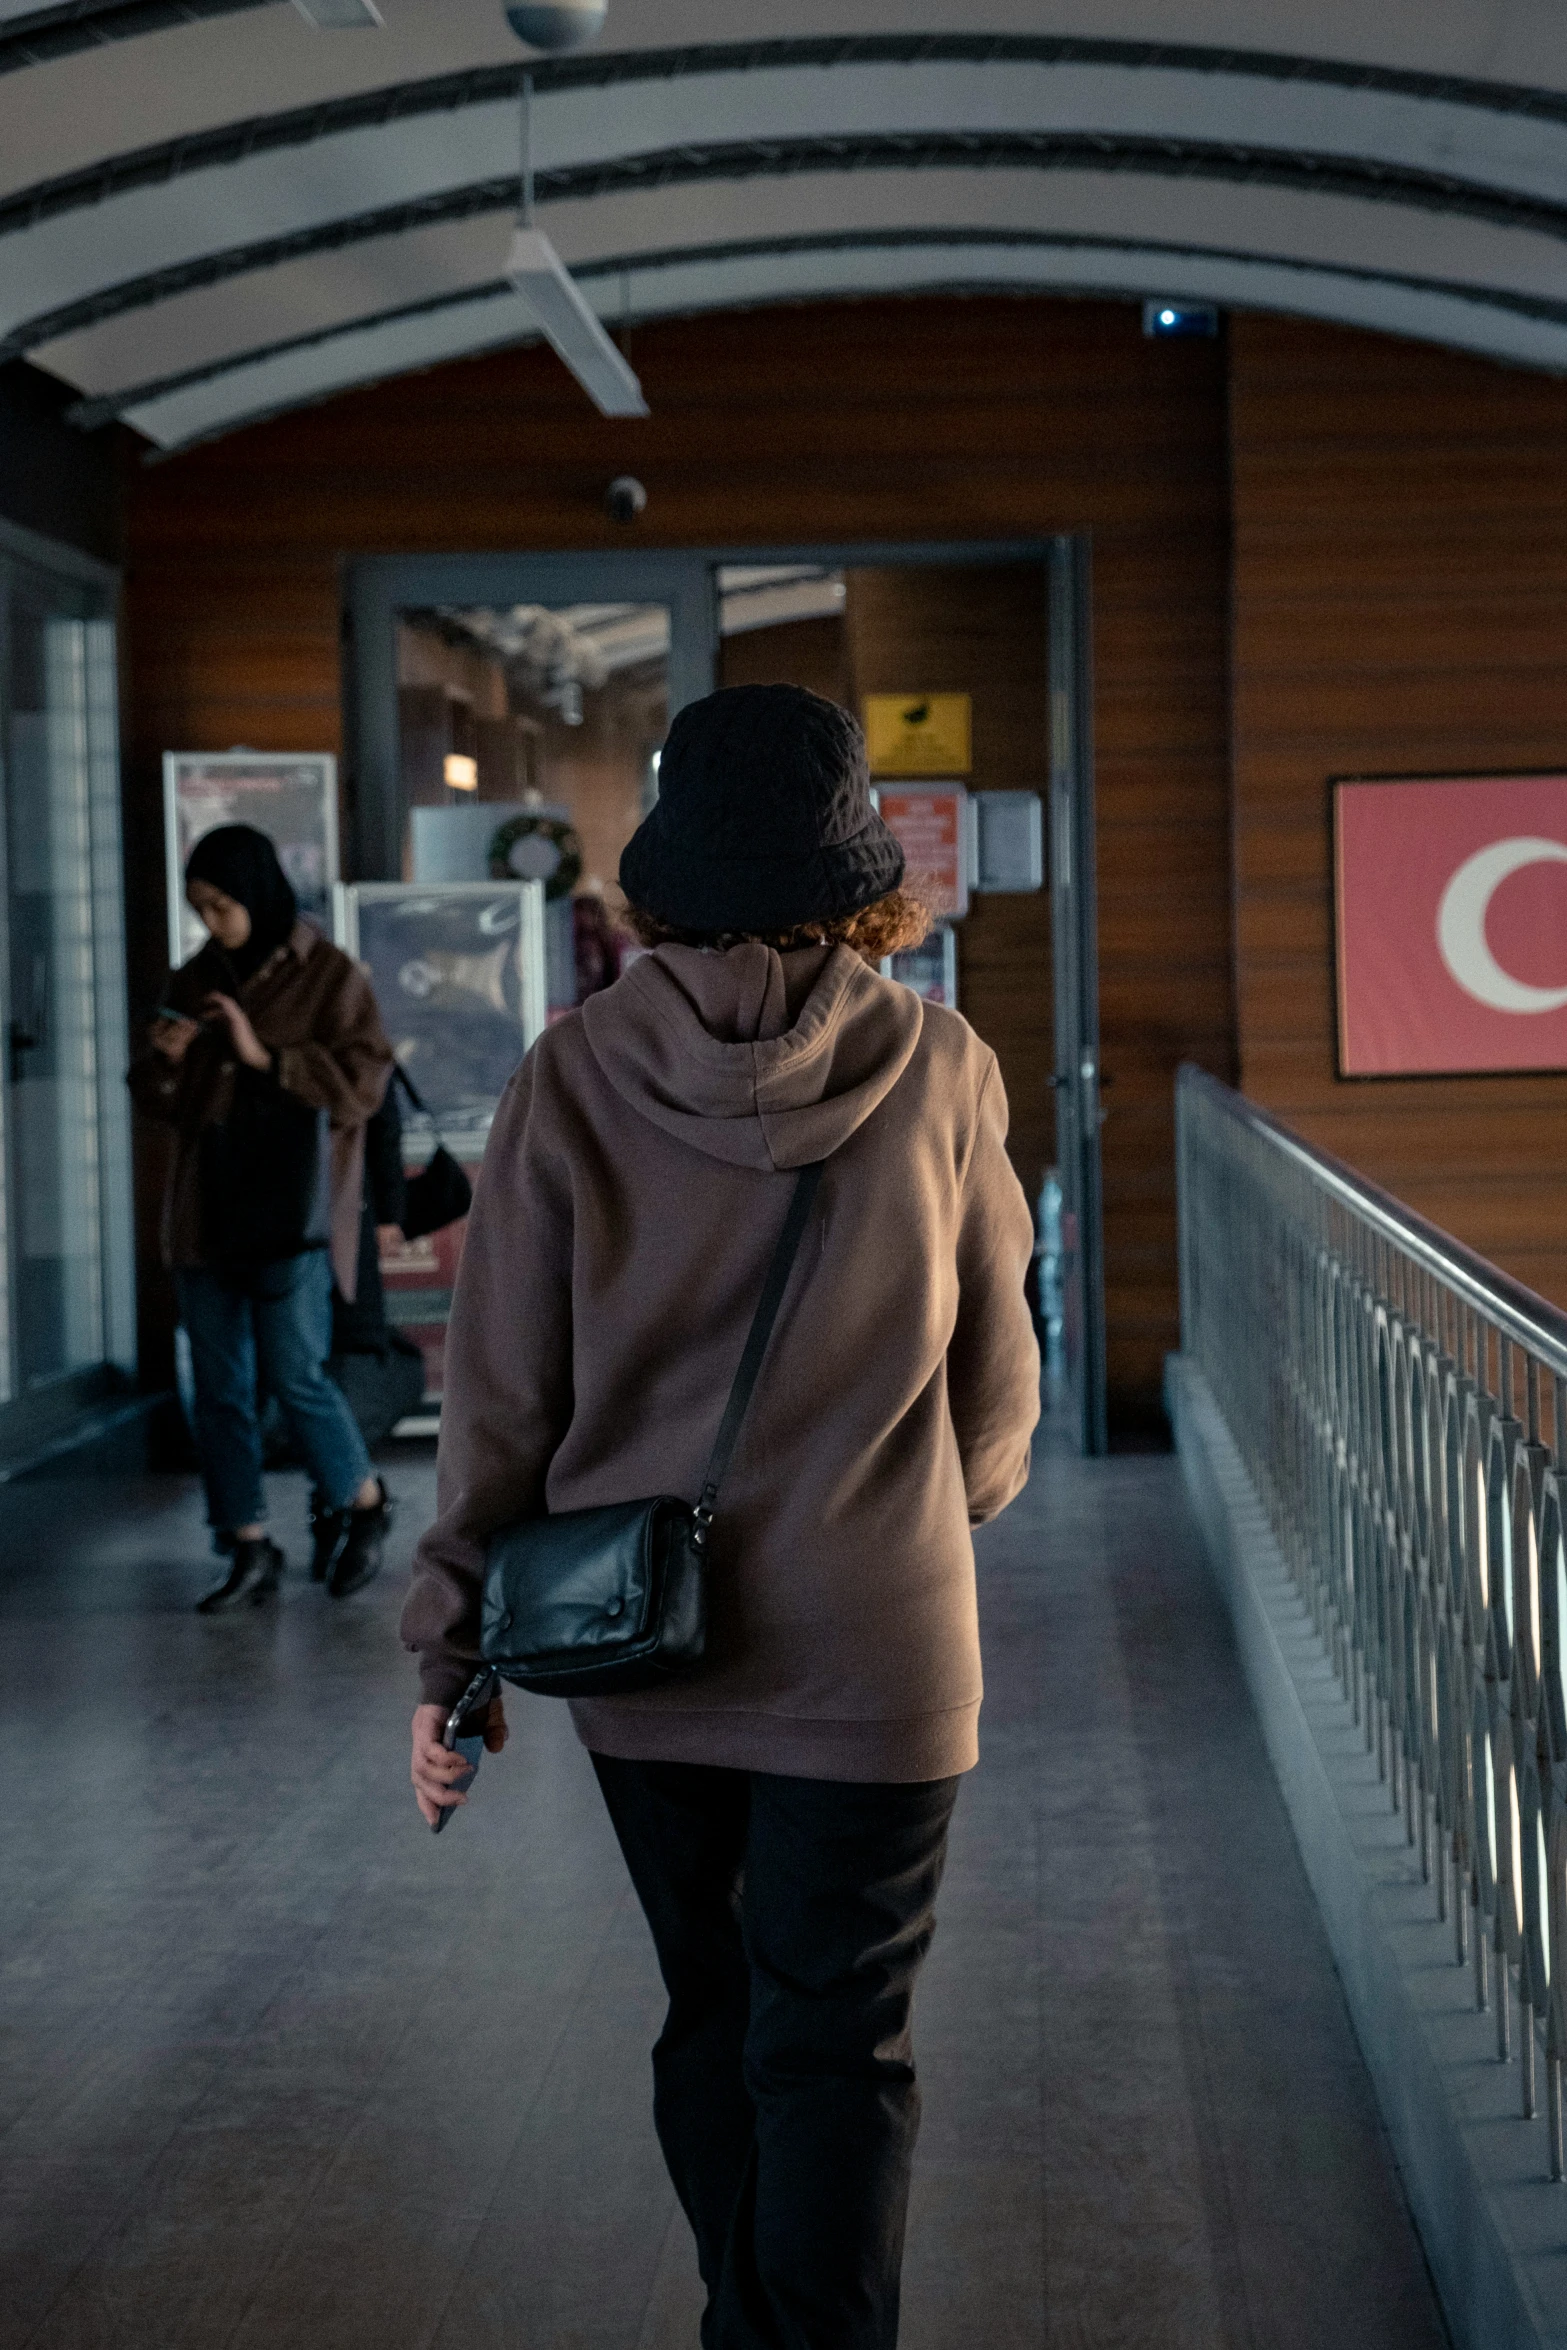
[605,475,647,525]
[505,1,607,50]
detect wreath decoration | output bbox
[488,812,583,902]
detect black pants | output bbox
[592,1756,960,2350]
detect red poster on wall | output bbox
[1334,773,1567,1075]
[875,786,971,920]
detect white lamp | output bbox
[505,65,647,418]
[506,229,647,418]
[505,2,607,48]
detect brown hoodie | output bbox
[401,941,1040,1782]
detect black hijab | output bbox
[185,824,297,983]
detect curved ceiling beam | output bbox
[11,7,1567,236]
[12,33,1567,224]
[77,225,1567,436]
[13,122,1567,362]
[13,44,1567,343]
[10,24,1567,132]
[0,0,267,78]
[38,153,1552,403]
[116,230,1567,454]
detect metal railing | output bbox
[1177,1064,1567,2178]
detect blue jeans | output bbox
[177,1252,371,1536]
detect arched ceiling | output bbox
[6,0,1567,450]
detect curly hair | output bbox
[623,887,931,967]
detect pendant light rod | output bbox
[506,65,646,414]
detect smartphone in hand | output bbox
[430,1671,497,1836]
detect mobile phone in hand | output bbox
[430,1671,497,1835]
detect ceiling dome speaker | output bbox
[505,1,607,49]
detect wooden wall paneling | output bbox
[1231,312,1567,1324]
[122,297,1235,1429]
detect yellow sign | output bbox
[863,693,972,777]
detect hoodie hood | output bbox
[581,942,923,1169]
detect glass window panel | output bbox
[4,588,103,1389]
[397,603,668,1017]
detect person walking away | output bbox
[403,684,1040,2348]
[129,824,396,1612]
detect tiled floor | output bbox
[0,1418,1449,2347]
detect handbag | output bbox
[479,1159,825,1699]
[328,1332,428,1448]
[392,1063,474,1241]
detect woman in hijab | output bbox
[128,824,396,1613]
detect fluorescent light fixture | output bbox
[293,0,383,22]
[443,754,478,792]
[506,228,648,417]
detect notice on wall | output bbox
[1334,771,1567,1074]
[863,693,972,776]
[875,784,971,920]
[885,924,958,1009]
[974,790,1044,892]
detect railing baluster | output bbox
[1524,2004,1537,2118]
[1175,1064,1567,2184]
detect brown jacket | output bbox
[402,941,1039,1782]
[127,920,393,1299]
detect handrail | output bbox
[1176,1062,1567,2188]
[1179,1064,1567,1380]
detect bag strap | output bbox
[392,1059,426,1115]
[692,1160,825,1546]
[393,1059,453,1156]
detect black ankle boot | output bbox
[196,1536,284,1616]
[328,1482,393,1598]
[309,1496,351,1582]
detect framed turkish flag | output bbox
[1334,772,1567,1076]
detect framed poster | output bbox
[1334,771,1567,1076]
[335,881,546,1413]
[334,882,548,1141]
[882,924,958,1009]
[872,784,973,920]
[164,751,338,967]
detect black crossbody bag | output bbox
[392,1062,474,1241]
[479,1160,824,1699]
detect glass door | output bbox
[0,544,134,1424]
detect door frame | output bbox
[344,551,717,880]
[343,537,1105,1443]
[345,538,1069,880]
[0,514,135,1452]
[1048,535,1108,1454]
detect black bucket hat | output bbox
[619,683,904,933]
